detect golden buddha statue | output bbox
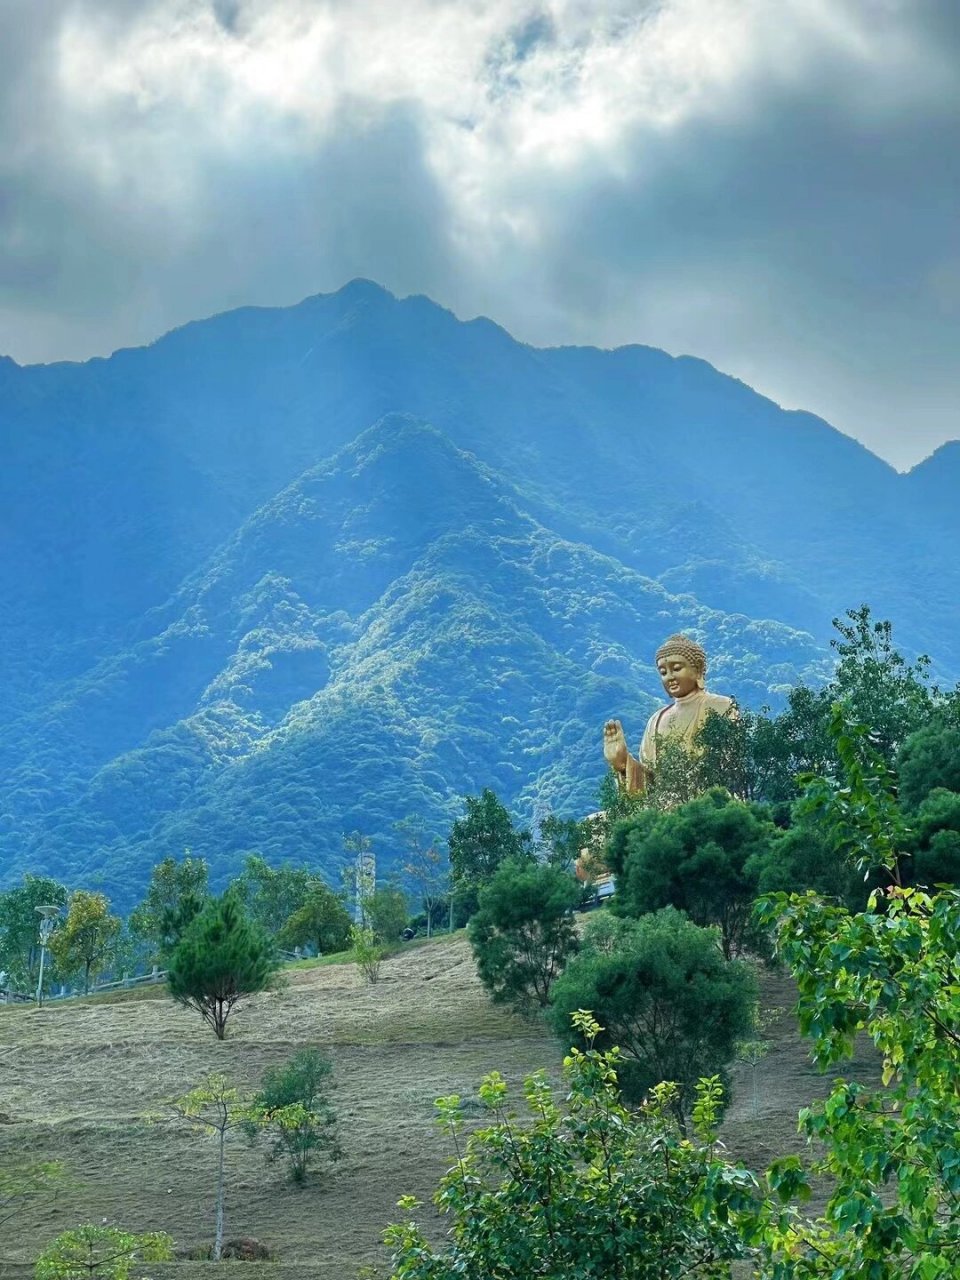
[603,633,736,793]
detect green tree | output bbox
[827,604,935,765]
[905,787,960,886]
[754,817,867,910]
[698,704,811,805]
[167,891,279,1039]
[607,788,775,958]
[635,732,707,812]
[448,789,532,919]
[349,924,383,985]
[278,881,351,956]
[364,886,409,946]
[247,1049,342,1184]
[0,875,68,992]
[549,908,756,1122]
[754,705,960,1276]
[235,854,313,937]
[48,890,121,994]
[898,715,960,811]
[168,1075,250,1262]
[695,608,949,809]
[536,813,590,872]
[739,683,837,807]
[128,853,209,963]
[385,1012,764,1279]
[468,858,580,1015]
[750,606,939,804]
[35,1226,172,1280]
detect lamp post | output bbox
[35,905,61,1007]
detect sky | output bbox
[0,0,957,471]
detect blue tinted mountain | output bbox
[903,441,960,539]
[0,281,956,908]
[0,418,826,909]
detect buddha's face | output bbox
[657,653,701,700]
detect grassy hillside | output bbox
[0,933,879,1280]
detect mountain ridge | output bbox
[2,280,957,908]
[1,414,828,909]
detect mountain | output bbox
[904,441,960,538]
[1,281,956,909]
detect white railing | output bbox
[0,966,168,1004]
[2,947,308,1004]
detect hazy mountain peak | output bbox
[333,277,396,302]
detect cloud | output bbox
[0,0,957,468]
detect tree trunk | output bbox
[214,1124,225,1261]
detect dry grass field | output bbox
[0,933,879,1280]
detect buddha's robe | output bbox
[622,689,736,792]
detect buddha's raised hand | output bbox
[603,719,629,773]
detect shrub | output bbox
[385,1012,763,1278]
[35,1226,172,1280]
[350,925,383,984]
[549,907,756,1122]
[468,857,580,1014]
[247,1049,342,1184]
[607,788,774,958]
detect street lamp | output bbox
[35,905,61,1007]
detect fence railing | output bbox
[0,966,168,1004]
[2,948,308,1005]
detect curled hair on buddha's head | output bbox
[655,634,707,688]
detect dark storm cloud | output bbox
[0,0,459,357]
[0,0,956,468]
[492,55,959,466]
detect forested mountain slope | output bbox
[0,419,826,908]
[1,281,955,907]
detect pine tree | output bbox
[167,891,279,1039]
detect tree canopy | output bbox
[448,789,533,918]
[278,881,352,956]
[128,852,209,964]
[0,874,68,991]
[549,908,756,1120]
[898,717,960,812]
[167,891,279,1039]
[468,857,580,1014]
[48,890,121,995]
[607,788,775,959]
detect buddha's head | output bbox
[655,634,707,699]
